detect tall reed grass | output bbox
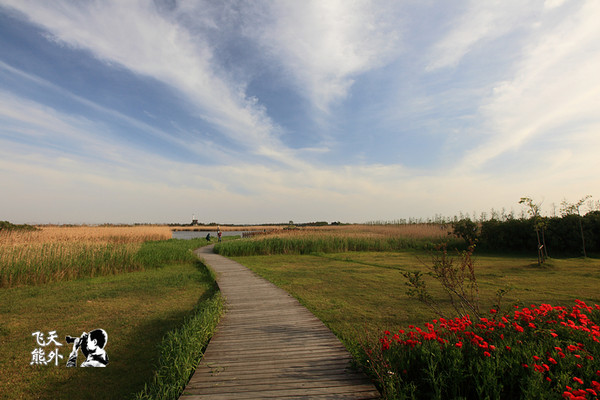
[133,291,224,400]
[0,226,182,288]
[214,224,458,256]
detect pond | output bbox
[171,230,256,239]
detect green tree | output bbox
[560,195,592,257]
[519,197,547,265]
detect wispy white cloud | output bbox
[0,72,236,165]
[245,0,401,113]
[1,0,286,157]
[426,0,541,71]
[1,1,403,159]
[459,0,600,170]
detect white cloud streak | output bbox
[1,0,285,156]
[0,68,235,165]
[245,0,401,113]
[459,0,600,170]
[426,0,541,71]
[1,0,404,159]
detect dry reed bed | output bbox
[290,224,451,239]
[0,226,173,288]
[2,225,172,244]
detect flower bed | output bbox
[371,300,600,399]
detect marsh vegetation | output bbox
[3,220,599,399]
[0,227,223,400]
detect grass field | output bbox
[0,230,223,400]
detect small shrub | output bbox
[404,242,482,320]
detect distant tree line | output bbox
[0,221,38,232]
[168,221,347,228]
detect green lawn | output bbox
[231,251,600,351]
[0,259,219,400]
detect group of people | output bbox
[205,227,222,243]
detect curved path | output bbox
[179,245,380,400]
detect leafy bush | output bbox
[0,220,38,231]
[451,219,479,244]
[545,216,583,255]
[584,211,600,253]
[478,214,600,255]
[479,218,537,253]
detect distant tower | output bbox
[191,214,198,226]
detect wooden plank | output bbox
[204,342,348,355]
[185,379,379,395]
[179,245,380,399]
[188,362,355,379]
[181,389,380,400]
[191,354,354,370]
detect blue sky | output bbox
[1,0,599,224]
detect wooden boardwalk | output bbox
[180,245,380,400]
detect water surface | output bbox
[171,230,252,239]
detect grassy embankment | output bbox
[0,226,224,400]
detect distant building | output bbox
[191,214,198,226]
